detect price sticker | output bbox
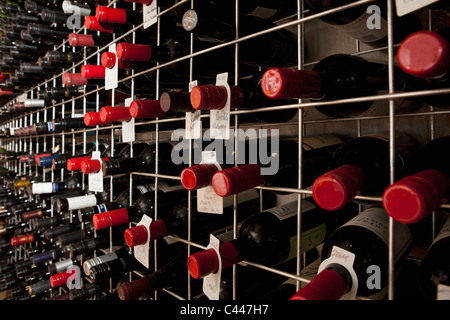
[197,151,224,214]
[185,80,201,140]
[210,72,230,140]
[395,0,439,16]
[133,214,153,268]
[88,151,103,192]
[105,44,118,90]
[202,234,222,300]
[143,0,158,29]
[122,98,135,142]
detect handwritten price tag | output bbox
[202,234,222,300]
[395,0,439,16]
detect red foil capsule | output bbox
[85,16,114,33]
[312,164,364,211]
[99,106,132,123]
[11,234,35,246]
[124,225,149,247]
[129,100,166,119]
[260,68,322,99]
[68,33,95,47]
[96,6,127,24]
[180,164,224,191]
[50,269,80,288]
[116,43,152,62]
[66,156,92,171]
[93,208,130,229]
[211,164,264,197]
[290,269,348,300]
[84,112,109,127]
[80,158,109,174]
[62,73,88,86]
[81,65,106,79]
[101,52,135,69]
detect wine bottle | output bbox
[92,184,185,230]
[95,6,142,26]
[397,28,450,108]
[31,173,84,195]
[187,199,358,279]
[124,188,264,247]
[260,54,419,118]
[312,132,419,211]
[52,142,104,170]
[304,0,421,47]
[205,134,348,197]
[383,135,450,224]
[101,142,181,176]
[290,207,412,300]
[88,252,143,283]
[189,71,298,123]
[418,217,450,299]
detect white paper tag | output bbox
[105,44,118,90]
[186,80,202,140]
[88,151,103,192]
[210,73,230,140]
[197,151,224,214]
[318,246,358,300]
[437,284,450,300]
[133,214,153,269]
[395,0,439,16]
[66,194,97,210]
[143,0,158,29]
[16,93,27,102]
[122,98,135,142]
[202,234,222,300]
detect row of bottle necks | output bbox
[0,131,449,300]
[2,1,450,115]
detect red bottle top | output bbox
[190,85,244,110]
[80,158,109,174]
[84,111,110,127]
[96,6,128,24]
[187,242,239,279]
[290,269,348,300]
[66,156,93,171]
[50,269,80,288]
[211,164,264,197]
[99,106,132,123]
[34,153,51,165]
[116,43,152,62]
[22,209,44,220]
[382,169,450,224]
[81,65,106,79]
[180,163,224,190]
[68,33,95,47]
[85,15,114,33]
[260,68,322,99]
[93,208,130,230]
[124,220,169,247]
[312,164,364,211]
[397,31,450,79]
[62,73,88,86]
[129,100,166,119]
[11,234,34,246]
[102,52,136,69]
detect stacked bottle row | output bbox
[0,0,449,302]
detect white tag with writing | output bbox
[122,98,135,142]
[143,0,158,29]
[88,151,103,192]
[105,44,118,90]
[186,80,201,140]
[197,151,223,214]
[318,246,358,300]
[133,214,152,269]
[210,72,230,140]
[202,234,222,300]
[395,0,439,16]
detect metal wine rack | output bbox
[1,0,450,301]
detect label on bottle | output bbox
[395,0,439,16]
[222,188,259,208]
[265,200,315,221]
[203,234,222,300]
[47,121,54,133]
[105,44,118,90]
[197,151,225,214]
[285,223,327,262]
[83,251,118,275]
[143,0,158,29]
[88,151,103,192]
[32,182,54,194]
[437,284,450,300]
[136,184,153,195]
[332,9,387,43]
[210,73,231,140]
[186,80,202,140]
[97,203,108,213]
[134,214,152,269]
[339,207,412,262]
[66,194,98,211]
[122,98,135,142]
